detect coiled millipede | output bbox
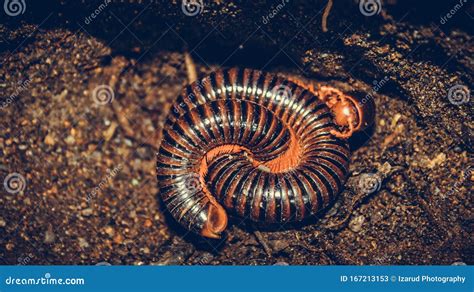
[157,68,375,238]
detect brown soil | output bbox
[0,0,472,265]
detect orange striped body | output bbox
[157,68,350,238]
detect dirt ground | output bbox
[0,0,472,265]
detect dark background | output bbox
[0,0,472,265]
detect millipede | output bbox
[156,68,375,239]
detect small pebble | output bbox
[124,139,133,147]
[64,135,75,145]
[349,215,365,233]
[113,233,123,244]
[143,219,153,228]
[81,208,93,216]
[270,240,289,253]
[44,225,55,244]
[6,243,15,251]
[104,226,115,237]
[78,237,89,248]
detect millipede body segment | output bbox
[157,68,374,239]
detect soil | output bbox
[0,0,472,265]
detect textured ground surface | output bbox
[0,0,472,265]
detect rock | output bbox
[64,135,75,145]
[143,219,153,228]
[104,226,115,237]
[78,237,89,248]
[44,133,56,145]
[425,153,447,169]
[81,208,93,217]
[270,240,290,253]
[44,225,55,244]
[6,243,14,251]
[113,233,123,244]
[349,215,365,233]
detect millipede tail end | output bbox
[200,202,228,239]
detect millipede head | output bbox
[318,86,376,138]
[333,94,375,132]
